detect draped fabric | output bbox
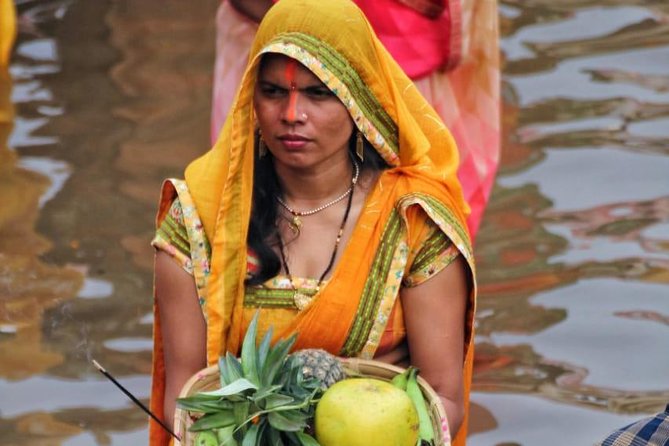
[150,1,477,445]
[415,0,500,238]
[0,0,17,171]
[0,0,16,68]
[212,0,500,239]
[396,0,448,18]
[355,0,460,78]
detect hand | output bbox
[228,0,274,23]
[401,255,470,436]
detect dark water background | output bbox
[0,1,667,445]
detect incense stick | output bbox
[92,359,181,441]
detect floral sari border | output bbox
[165,179,212,313]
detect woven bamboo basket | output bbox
[174,357,447,445]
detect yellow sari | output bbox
[150,1,476,444]
[0,0,16,68]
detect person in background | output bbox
[595,405,669,446]
[149,0,476,445]
[214,0,500,239]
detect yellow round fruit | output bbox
[315,378,419,446]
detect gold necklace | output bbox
[276,160,359,233]
[276,173,355,310]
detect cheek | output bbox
[253,98,275,128]
[319,105,354,138]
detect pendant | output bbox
[290,215,302,233]
[293,291,312,311]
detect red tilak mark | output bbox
[285,59,298,121]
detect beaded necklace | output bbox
[276,170,356,310]
[276,160,359,233]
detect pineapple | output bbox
[177,312,326,445]
[291,349,345,389]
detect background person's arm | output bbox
[154,250,207,427]
[228,0,274,23]
[401,255,470,437]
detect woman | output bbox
[149,1,476,445]
[215,0,500,239]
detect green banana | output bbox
[194,430,218,446]
[391,367,412,391]
[216,425,239,445]
[406,367,435,445]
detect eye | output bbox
[305,86,335,99]
[258,83,287,97]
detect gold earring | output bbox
[258,130,267,158]
[356,131,364,161]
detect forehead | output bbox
[257,53,322,84]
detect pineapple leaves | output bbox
[295,432,321,446]
[189,410,236,431]
[233,400,251,426]
[240,312,261,386]
[184,311,328,445]
[241,422,259,446]
[240,312,298,389]
[219,353,243,387]
[285,431,319,446]
[251,384,283,404]
[261,334,297,387]
[263,393,295,410]
[257,326,273,373]
[175,397,233,414]
[200,378,257,397]
[268,410,308,432]
[268,428,283,446]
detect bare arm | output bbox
[228,0,274,23]
[154,250,207,427]
[401,255,470,436]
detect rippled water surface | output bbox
[1,1,667,445]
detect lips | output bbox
[277,133,310,149]
[278,133,309,142]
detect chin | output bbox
[271,152,314,168]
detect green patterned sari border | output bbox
[156,214,190,257]
[340,210,402,356]
[400,193,474,265]
[245,286,317,309]
[411,231,452,273]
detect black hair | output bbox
[245,132,388,285]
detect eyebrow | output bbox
[257,79,329,92]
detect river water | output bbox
[1,1,667,445]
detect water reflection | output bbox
[0,8,88,445]
[2,0,218,444]
[470,0,669,443]
[0,26,79,384]
[0,0,667,445]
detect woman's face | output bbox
[254,54,354,170]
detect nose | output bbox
[281,87,307,124]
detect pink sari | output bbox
[211,0,499,239]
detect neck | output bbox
[274,155,354,204]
